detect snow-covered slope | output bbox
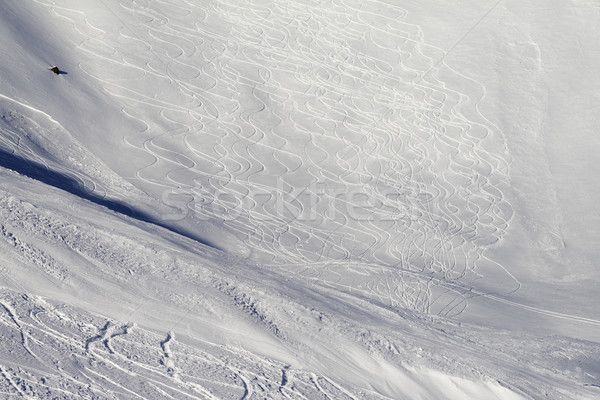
[1,0,599,399]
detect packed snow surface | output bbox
[0,0,599,399]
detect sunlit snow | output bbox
[1,0,599,399]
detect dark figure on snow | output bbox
[49,66,60,75]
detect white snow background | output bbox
[0,0,599,399]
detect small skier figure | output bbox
[48,66,60,75]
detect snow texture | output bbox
[0,0,599,399]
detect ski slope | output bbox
[1,0,599,398]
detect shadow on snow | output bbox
[0,148,220,250]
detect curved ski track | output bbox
[0,290,392,400]
[31,0,516,317]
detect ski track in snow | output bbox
[0,91,145,203]
[0,167,598,399]
[2,1,600,399]
[0,290,403,400]
[27,0,516,317]
[0,101,99,197]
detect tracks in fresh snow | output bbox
[0,96,100,197]
[0,290,393,399]
[30,0,515,316]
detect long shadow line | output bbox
[0,148,219,250]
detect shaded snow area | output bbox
[0,0,599,399]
